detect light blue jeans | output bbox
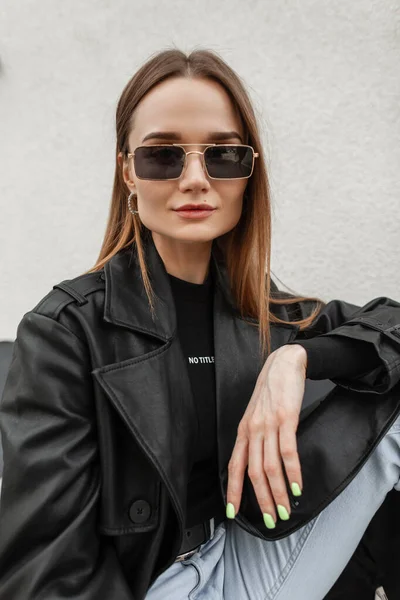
[145,413,400,600]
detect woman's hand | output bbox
[225,344,308,529]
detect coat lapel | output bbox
[92,233,299,522]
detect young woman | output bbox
[0,48,399,600]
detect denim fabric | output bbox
[145,414,400,600]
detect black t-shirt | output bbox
[167,271,381,528]
[168,269,225,528]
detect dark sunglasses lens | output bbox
[134,146,185,179]
[205,146,253,179]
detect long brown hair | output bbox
[83,48,326,361]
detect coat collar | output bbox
[102,232,242,342]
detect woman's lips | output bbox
[174,209,216,219]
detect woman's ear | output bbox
[118,152,134,189]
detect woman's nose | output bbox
[181,151,208,181]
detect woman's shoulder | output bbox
[26,269,106,343]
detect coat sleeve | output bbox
[0,312,134,599]
[285,295,400,395]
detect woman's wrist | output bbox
[273,344,308,372]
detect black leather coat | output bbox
[1,235,400,600]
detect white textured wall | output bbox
[0,0,399,340]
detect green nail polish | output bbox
[226,502,235,519]
[263,513,276,529]
[291,482,302,497]
[277,504,290,520]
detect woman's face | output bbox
[119,77,248,248]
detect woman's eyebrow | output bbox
[141,131,243,143]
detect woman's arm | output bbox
[286,295,400,394]
[291,336,380,378]
[0,312,133,599]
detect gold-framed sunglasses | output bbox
[125,143,259,181]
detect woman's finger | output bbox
[263,419,291,519]
[226,433,249,518]
[279,413,303,496]
[247,432,276,524]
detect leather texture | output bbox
[1,232,400,600]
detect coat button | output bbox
[129,499,151,524]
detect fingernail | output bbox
[291,482,302,497]
[277,504,290,520]
[226,502,236,519]
[263,513,276,529]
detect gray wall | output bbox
[1,0,399,339]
